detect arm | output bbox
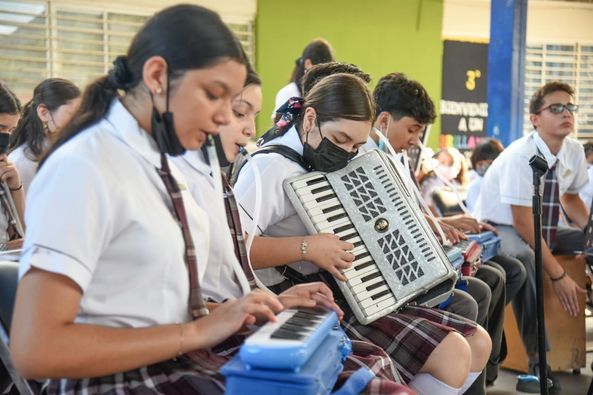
[0,155,25,233]
[249,234,354,281]
[10,269,283,379]
[511,204,585,316]
[560,193,589,230]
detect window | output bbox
[0,0,255,99]
[524,42,593,142]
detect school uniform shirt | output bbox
[465,175,483,216]
[477,131,588,225]
[0,211,9,243]
[273,82,300,113]
[19,99,210,328]
[579,165,593,211]
[9,145,38,195]
[171,150,251,301]
[233,126,315,286]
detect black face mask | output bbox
[151,72,185,156]
[302,120,357,172]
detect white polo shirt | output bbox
[171,150,251,301]
[477,132,588,225]
[234,126,315,286]
[9,145,38,195]
[19,100,210,328]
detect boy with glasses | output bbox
[476,81,587,392]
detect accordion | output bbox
[284,150,457,324]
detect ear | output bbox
[303,58,313,69]
[142,56,168,96]
[36,104,51,123]
[376,111,390,132]
[529,113,539,130]
[302,107,317,134]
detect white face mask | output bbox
[436,164,458,181]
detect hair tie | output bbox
[107,55,135,90]
[256,97,304,146]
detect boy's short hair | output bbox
[529,81,574,115]
[470,139,504,169]
[301,62,371,97]
[373,73,435,124]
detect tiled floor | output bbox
[487,311,593,394]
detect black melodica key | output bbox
[306,176,326,186]
[371,289,392,300]
[354,260,374,272]
[340,232,358,241]
[311,184,333,195]
[334,224,354,234]
[327,212,347,222]
[361,271,381,283]
[367,280,387,291]
[287,315,318,326]
[271,329,305,340]
[354,251,370,261]
[316,193,336,203]
[322,204,342,214]
[280,322,311,334]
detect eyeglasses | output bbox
[537,103,579,115]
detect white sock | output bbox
[408,373,461,395]
[458,371,481,394]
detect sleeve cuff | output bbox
[20,245,93,291]
[501,196,532,207]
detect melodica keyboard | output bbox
[239,307,342,370]
[284,150,457,325]
[222,307,352,395]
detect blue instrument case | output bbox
[222,329,349,395]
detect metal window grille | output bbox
[0,0,255,99]
[524,42,593,142]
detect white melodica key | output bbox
[297,189,336,204]
[303,196,340,212]
[315,215,352,235]
[360,292,397,311]
[306,200,344,217]
[350,274,385,294]
[290,175,327,190]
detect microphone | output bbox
[529,154,548,176]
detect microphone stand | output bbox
[529,154,549,395]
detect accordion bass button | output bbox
[374,218,389,232]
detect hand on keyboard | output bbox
[278,282,344,320]
[441,215,481,234]
[429,217,466,244]
[306,233,354,281]
[194,289,283,349]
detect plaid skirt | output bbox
[271,273,478,384]
[40,338,414,395]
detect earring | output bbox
[43,122,49,133]
[155,87,163,95]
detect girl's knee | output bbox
[422,332,471,387]
[467,325,492,370]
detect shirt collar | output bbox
[532,132,566,169]
[180,149,211,177]
[104,99,161,169]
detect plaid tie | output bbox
[157,154,209,319]
[222,175,257,290]
[542,163,560,250]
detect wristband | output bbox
[9,184,22,192]
[300,238,308,259]
[550,270,567,282]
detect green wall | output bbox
[256,0,444,148]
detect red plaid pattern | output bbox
[542,164,560,249]
[222,175,257,290]
[157,154,209,318]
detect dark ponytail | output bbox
[289,39,334,92]
[41,4,247,168]
[10,78,80,161]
